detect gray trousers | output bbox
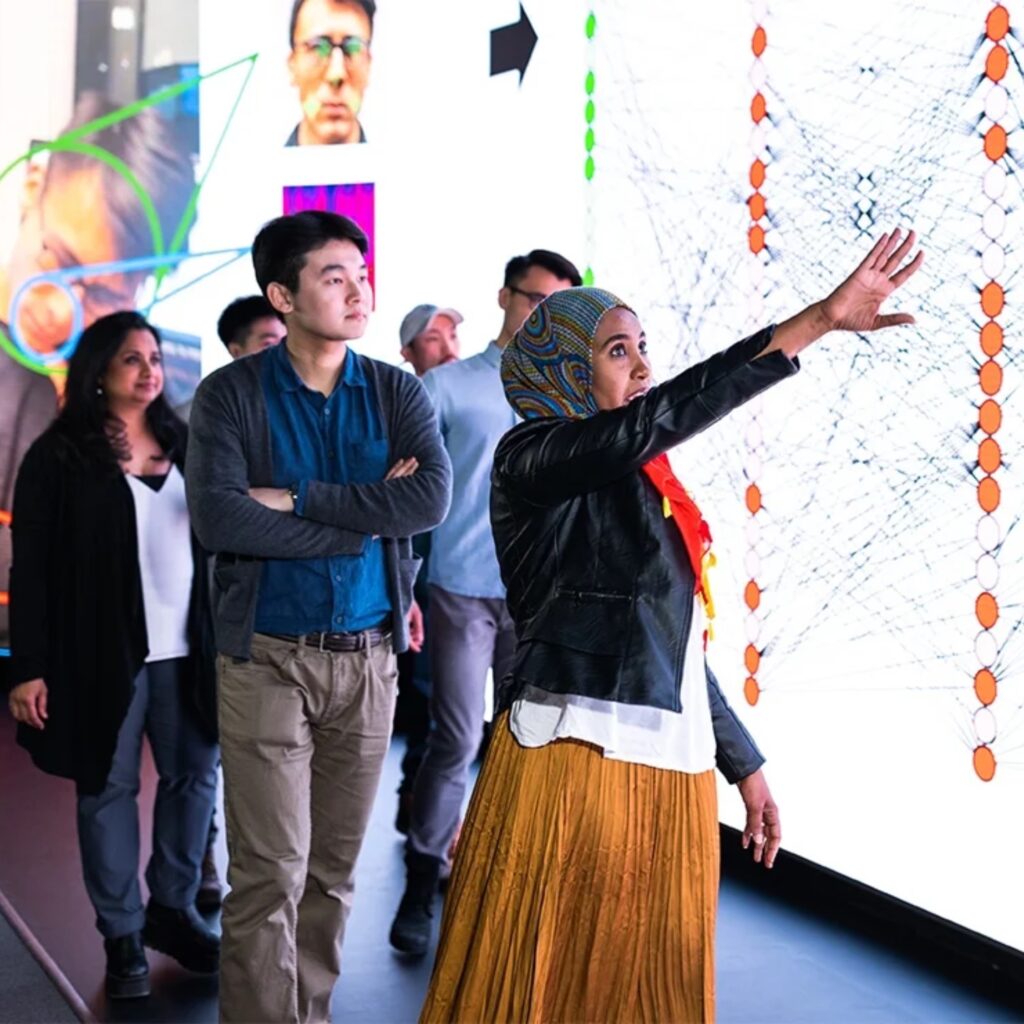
[407,585,516,863]
[76,658,219,939]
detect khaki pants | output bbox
[217,632,398,1023]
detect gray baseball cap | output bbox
[399,304,464,349]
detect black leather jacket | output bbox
[491,326,798,783]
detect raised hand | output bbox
[820,228,924,334]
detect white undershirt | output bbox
[510,597,716,774]
[126,464,193,663]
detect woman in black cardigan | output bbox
[7,311,219,1000]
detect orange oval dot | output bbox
[745,644,761,674]
[748,192,766,220]
[973,745,996,782]
[749,224,766,254]
[978,475,1001,512]
[978,437,1001,474]
[744,676,760,706]
[980,321,1003,357]
[979,359,1003,396]
[984,123,1007,160]
[986,44,1009,82]
[745,483,762,514]
[751,92,767,123]
[976,591,999,629]
[750,159,766,189]
[979,398,1002,435]
[980,282,1005,318]
[744,580,761,610]
[752,26,767,56]
[987,5,1010,41]
[974,668,997,706]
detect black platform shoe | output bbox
[389,852,441,956]
[142,901,220,974]
[104,932,150,999]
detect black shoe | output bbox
[143,901,220,974]
[104,932,150,1000]
[195,844,223,913]
[395,788,413,835]
[389,854,441,956]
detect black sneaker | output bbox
[389,893,433,956]
[389,853,440,956]
[104,932,150,999]
[142,901,220,974]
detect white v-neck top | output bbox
[126,464,193,663]
[510,597,716,774]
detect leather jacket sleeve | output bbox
[706,664,766,783]
[494,326,797,506]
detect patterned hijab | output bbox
[501,287,632,420]
[499,285,719,639]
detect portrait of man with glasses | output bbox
[286,0,375,146]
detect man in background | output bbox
[286,0,375,145]
[390,250,582,956]
[392,303,462,834]
[176,296,286,422]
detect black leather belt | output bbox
[262,625,391,653]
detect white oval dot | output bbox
[746,453,763,478]
[745,549,761,578]
[983,204,1006,240]
[983,164,1006,200]
[985,85,1008,121]
[750,62,767,90]
[982,243,1005,278]
[745,421,763,449]
[976,514,1001,552]
[975,629,998,667]
[976,553,999,590]
[745,518,761,546]
[745,613,761,643]
[973,707,997,745]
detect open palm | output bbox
[821,229,924,333]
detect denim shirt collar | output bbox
[271,339,367,394]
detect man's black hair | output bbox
[217,295,285,350]
[251,210,368,296]
[289,0,376,45]
[45,91,196,261]
[503,249,583,289]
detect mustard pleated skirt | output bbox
[419,713,720,1024]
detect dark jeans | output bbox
[76,658,219,938]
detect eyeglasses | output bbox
[35,207,136,318]
[508,285,548,307]
[297,35,370,67]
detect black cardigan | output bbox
[7,424,216,795]
[491,327,798,784]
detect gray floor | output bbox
[2,723,1020,1023]
[0,911,78,1024]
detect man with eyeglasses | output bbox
[390,249,582,957]
[0,90,194,687]
[286,0,374,146]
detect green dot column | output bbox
[584,10,596,287]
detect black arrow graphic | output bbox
[490,4,537,84]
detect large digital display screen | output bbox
[0,0,1019,956]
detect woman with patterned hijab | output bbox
[419,230,922,1023]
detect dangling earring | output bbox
[96,384,103,395]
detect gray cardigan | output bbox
[184,347,452,659]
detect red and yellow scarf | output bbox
[641,453,717,642]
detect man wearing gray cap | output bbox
[390,249,582,956]
[392,303,462,838]
[399,304,461,377]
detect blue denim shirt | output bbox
[253,342,391,634]
[421,342,518,599]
